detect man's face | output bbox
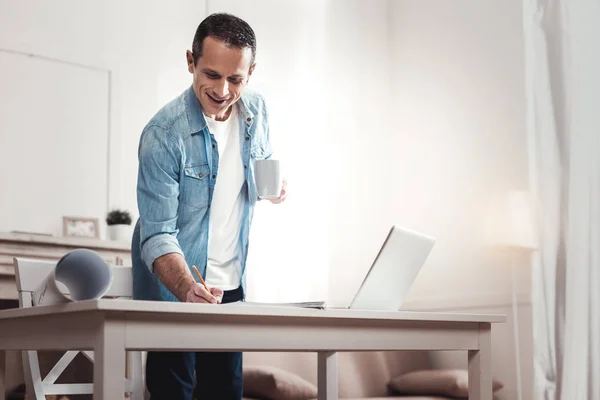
[187,36,255,120]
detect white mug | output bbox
[254,159,282,199]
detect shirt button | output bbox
[244,165,247,169]
[245,136,250,140]
[198,173,203,178]
[212,174,216,179]
[246,117,251,122]
[212,144,215,149]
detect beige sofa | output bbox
[242,350,453,400]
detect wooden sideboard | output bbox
[0,232,132,301]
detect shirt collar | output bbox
[184,86,207,134]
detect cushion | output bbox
[311,398,451,400]
[243,365,318,400]
[388,368,504,397]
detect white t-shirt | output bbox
[204,106,245,290]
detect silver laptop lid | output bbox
[349,225,435,311]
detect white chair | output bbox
[13,257,145,400]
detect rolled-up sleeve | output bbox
[137,125,184,271]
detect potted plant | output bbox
[106,209,133,241]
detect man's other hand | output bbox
[267,180,287,204]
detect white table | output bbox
[0,299,505,400]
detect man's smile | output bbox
[207,93,227,105]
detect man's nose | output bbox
[214,80,229,98]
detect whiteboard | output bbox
[0,50,109,237]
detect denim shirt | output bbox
[131,86,272,302]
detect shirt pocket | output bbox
[180,163,210,210]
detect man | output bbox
[131,13,286,400]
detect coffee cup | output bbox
[254,159,282,199]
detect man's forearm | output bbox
[153,253,195,301]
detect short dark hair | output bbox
[192,13,256,66]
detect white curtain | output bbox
[523,1,600,399]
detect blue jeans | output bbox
[145,286,244,400]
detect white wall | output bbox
[324,0,396,306]
[0,0,205,237]
[0,50,109,237]
[0,1,113,237]
[387,0,528,304]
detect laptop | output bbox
[345,225,435,311]
[237,225,435,311]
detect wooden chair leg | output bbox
[21,350,45,400]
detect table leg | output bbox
[127,351,145,400]
[93,320,125,400]
[468,323,492,400]
[0,350,5,400]
[318,351,338,400]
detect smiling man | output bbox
[131,13,286,400]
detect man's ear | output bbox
[247,63,256,82]
[186,50,195,74]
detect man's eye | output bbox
[206,73,219,79]
[228,78,242,84]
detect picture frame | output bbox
[62,216,100,239]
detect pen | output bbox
[191,265,209,293]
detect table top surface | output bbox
[0,299,506,323]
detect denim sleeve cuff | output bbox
[141,234,184,273]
